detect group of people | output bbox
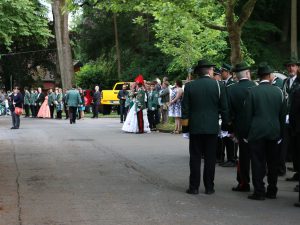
[118,76,184,134]
[181,58,300,207]
[7,85,103,128]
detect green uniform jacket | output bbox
[283,75,300,112]
[29,92,37,105]
[65,89,82,107]
[24,91,31,105]
[56,93,63,103]
[48,92,55,106]
[181,76,229,134]
[224,76,237,87]
[243,82,286,142]
[136,88,146,111]
[272,77,284,90]
[227,79,257,137]
[147,90,159,110]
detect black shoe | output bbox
[70,121,73,124]
[265,193,277,199]
[294,185,299,192]
[232,184,250,192]
[120,121,123,123]
[186,188,199,195]
[221,161,236,167]
[11,127,16,129]
[205,189,215,195]
[248,193,265,200]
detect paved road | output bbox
[0,116,299,225]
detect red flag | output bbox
[135,74,144,85]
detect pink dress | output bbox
[37,96,51,118]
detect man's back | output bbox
[244,83,285,142]
[182,76,229,134]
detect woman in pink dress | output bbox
[37,96,51,118]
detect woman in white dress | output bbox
[122,83,150,133]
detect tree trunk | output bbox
[52,0,74,89]
[281,2,290,43]
[291,0,298,59]
[113,13,121,79]
[228,26,242,65]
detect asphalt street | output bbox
[0,116,299,225]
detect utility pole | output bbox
[291,0,298,59]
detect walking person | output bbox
[227,62,257,192]
[117,84,129,123]
[169,80,184,134]
[65,86,82,124]
[92,85,101,118]
[23,87,30,117]
[244,63,286,200]
[182,59,229,195]
[10,86,23,129]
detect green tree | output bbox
[0,0,51,47]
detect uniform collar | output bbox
[259,80,270,84]
[239,78,249,82]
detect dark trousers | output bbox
[280,125,298,173]
[236,138,251,186]
[222,137,235,161]
[148,110,157,129]
[12,112,20,128]
[137,110,144,133]
[120,103,127,122]
[69,107,77,124]
[49,105,55,119]
[57,110,62,119]
[24,104,30,117]
[249,139,280,196]
[189,134,217,191]
[93,104,99,118]
[155,106,160,124]
[30,105,36,117]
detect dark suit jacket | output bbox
[227,79,257,138]
[290,87,300,134]
[93,91,101,105]
[36,92,45,106]
[243,82,286,142]
[181,76,229,134]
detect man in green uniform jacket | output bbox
[23,87,31,117]
[29,89,37,117]
[227,62,257,192]
[282,59,300,181]
[65,86,82,124]
[244,63,286,200]
[147,83,159,131]
[48,88,55,119]
[182,59,229,195]
[220,63,237,167]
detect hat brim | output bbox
[231,66,250,73]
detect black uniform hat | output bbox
[220,63,232,72]
[213,68,221,76]
[231,62,250,72]
[194,59,216,75]
[257,62,273,77]
[284,58,300,66]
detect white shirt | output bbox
[289,75,296,88]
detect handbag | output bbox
[15,107,23,116]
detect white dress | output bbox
[122,101,151,133]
